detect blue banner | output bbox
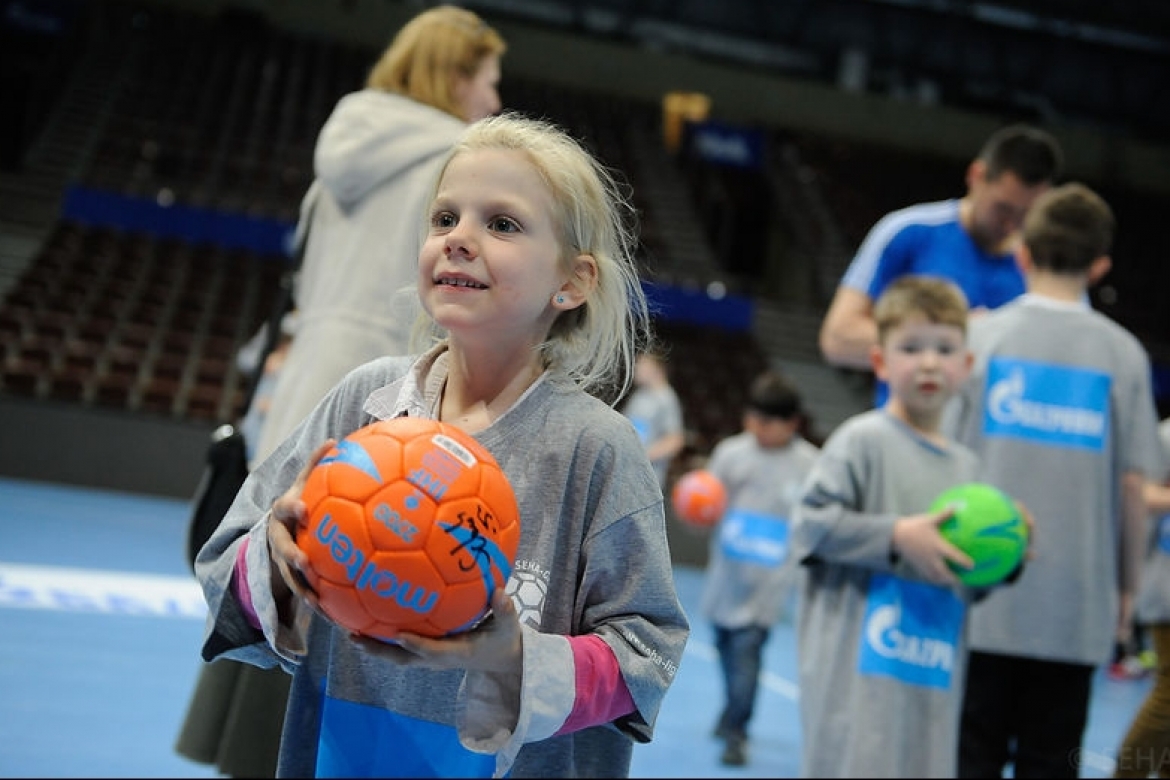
[641,280,753,331]
[686,120,765,170]
[61,185,296,258]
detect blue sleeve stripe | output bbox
[841,200,958,293]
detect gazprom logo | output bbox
[857,574,963,689]
[983,358,1110,451]
[865,606,954,672]
[718,509,788,567]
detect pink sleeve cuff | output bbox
[555,634,637,736]
[231,537,263,630]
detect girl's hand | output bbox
[267,439,336,610]
[351,589,523,675]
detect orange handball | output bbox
[671,469,728,527]
[296,418,520,640]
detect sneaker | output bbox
[1109,655,1151,681]
[720,736,747,767]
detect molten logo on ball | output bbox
[297,418,520,639]
[931,482,1027,588]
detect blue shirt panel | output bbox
[982,357,1111,452]
[316,695,498,778]
[857,574,965,690]
[717,507,790,566]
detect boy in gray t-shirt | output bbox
[792,275,999,777]
[699,371,820,767]
[946,183,1164,778]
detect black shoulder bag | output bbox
[184,209,312,571]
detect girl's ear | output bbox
[554,253,598,310]
[870,342,888,381]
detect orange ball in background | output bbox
[671,469,728,528]
[296,417,520,640]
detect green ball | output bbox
[930,482,1028,588]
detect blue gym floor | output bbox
[0,475,1150,777]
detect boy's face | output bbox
[873,316,972,422]
[744,411,799,449]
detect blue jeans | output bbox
[713,624,770,740]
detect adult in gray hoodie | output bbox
[255,6,506,465]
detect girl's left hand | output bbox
[351,589,522,675]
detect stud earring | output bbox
[555,294,566,305]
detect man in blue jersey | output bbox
[818,124,1064,406]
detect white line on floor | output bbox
[0,562,206,619]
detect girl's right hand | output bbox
[267,439,335,609]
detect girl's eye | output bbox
[488,216,519,233]
[431,212,456,229]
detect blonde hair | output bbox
[366,5,505,120]
[873,275,969,343]
[415,112,652,402]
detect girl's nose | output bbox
[443,222,476,258]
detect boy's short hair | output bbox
[746,371,802,420]
[873,275,970,343]
[1022,182,1115,274]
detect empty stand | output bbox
[653,320,770,456]
[0,220,288,423]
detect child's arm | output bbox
[1118,471,1149,643]
[793,451,969,582]
[263,439,335,626]
[891,507,972,587]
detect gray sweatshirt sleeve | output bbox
[791,442,901,572]
[194,358,406,666]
